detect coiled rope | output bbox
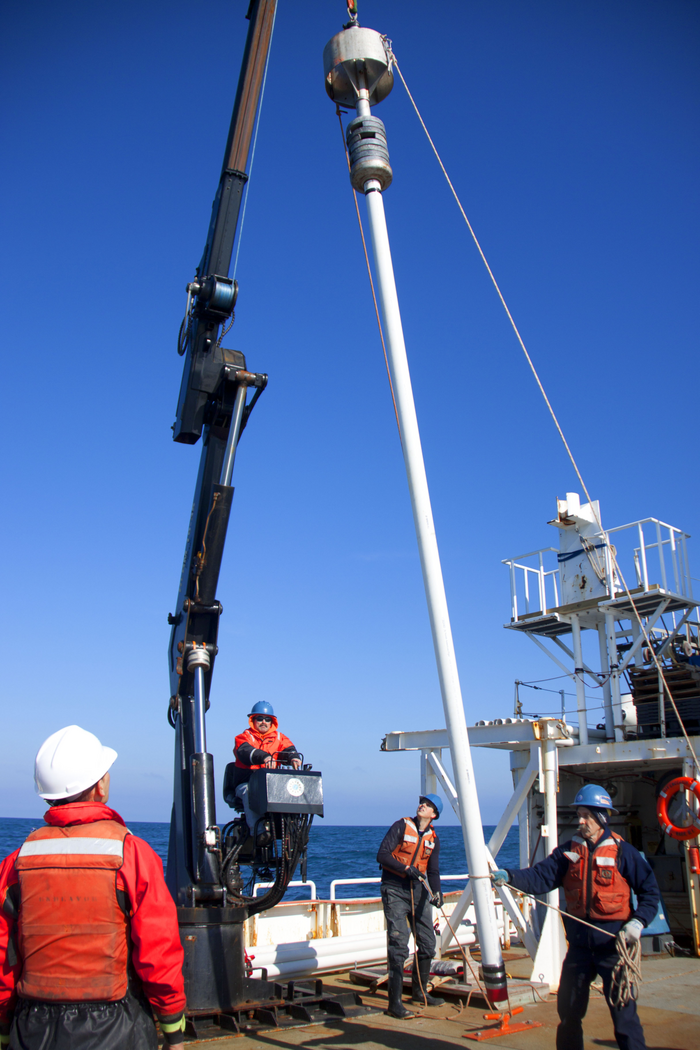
[500,882,642,1006]
[611,932,642,1008]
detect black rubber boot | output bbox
[386,970,414,1019]
[411,958,445,1006]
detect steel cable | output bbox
[388,44,699,772]
[335,106,402,443]
[231,0,278,281]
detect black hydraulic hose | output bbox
[244,814,310,916]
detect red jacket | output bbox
[234,715,296,770]
[0,802,186,1024]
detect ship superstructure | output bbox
[384,493,700,986]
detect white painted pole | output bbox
[597,623,614,741]
[542,736,559,899]
[605,611,624,742]
[360,173,505,991]
[569,614,588,745]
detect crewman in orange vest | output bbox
[376,795,444,1019]
[231,702,301,835]
[492,784,660,1050]
[0,725,186,1050]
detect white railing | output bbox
[254,880,317,900]
[504,518,693,623]
[330,873,470,900]
[607,518,693,600]
[330,877,381,900]
[502,547,559,621]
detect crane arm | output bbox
[166,0,278,906]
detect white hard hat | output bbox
[34,725,118,800]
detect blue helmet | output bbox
[249,701,275,718]
[574,784,618,814]
[420,794,443,819]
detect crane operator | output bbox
[231,702,301,834]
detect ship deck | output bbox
[187,951,699,1048]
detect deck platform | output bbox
[174,951,700,1047]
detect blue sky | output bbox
[2,1,698,830]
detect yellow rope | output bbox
[388,45,699,772]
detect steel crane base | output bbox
[463,1006,543,1041]
[180,983,376,1041]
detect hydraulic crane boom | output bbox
[162,5,331,1025]
[166,0,276,913]
[173,0,276,445]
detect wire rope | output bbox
[387,44,699,771]
[231,1,278,281]
[335,107,402,442]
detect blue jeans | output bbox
[234,782,264,832]
[381,880,436,977]
[557,944,647,1050]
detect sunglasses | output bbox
[253,716,272,723]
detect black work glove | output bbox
[158,1012,185,1045]
[405,866,423,881]
[278,751,301,765]
[250,749,270,765]
[431,890,444,908]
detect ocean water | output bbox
[0,817,519,901]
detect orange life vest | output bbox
[562,832,631,922]
[388,817,436,877]
[15,819,131,1002]
[234,716,294,770]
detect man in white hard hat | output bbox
[0,726,186,1050]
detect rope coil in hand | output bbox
[610,931,642,1008]
[499,881,643,1005]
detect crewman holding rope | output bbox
[492,783,660,1050]
[377,795,445,1019]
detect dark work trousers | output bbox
[557,944,647,1050]
[10,990,158,1050]
[381,880,436,977]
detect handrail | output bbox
[253,880,317,900]
[330,877,381,900]
[606,517,689,537]
[504,516,694,622]
[501,547,558,565]
[330,873,472,901]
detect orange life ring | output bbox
[657,777,700,841]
